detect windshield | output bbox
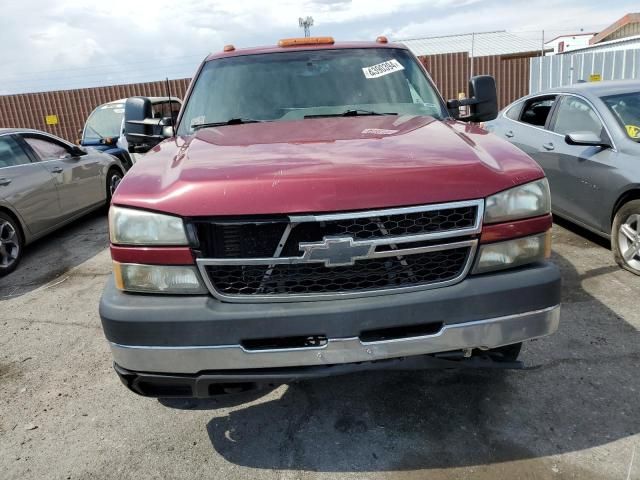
[601,91,640,142]
[83,103,125,141]
[177,48,447,135]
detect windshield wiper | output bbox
[192,118,265,130]
[304,109,397,119]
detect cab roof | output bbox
[205,40,408,62]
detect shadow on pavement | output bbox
[0,210,108,300]
[553,215,610,250]
[159,387,277,410]
[198,252,639,472]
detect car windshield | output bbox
[83,103,125,141]
[601,91,640,142]
[177,48,447,135]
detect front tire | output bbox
[0,212,24,277]
[612,200,640,276]
[106,168,123,205]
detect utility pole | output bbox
[299,16,314,37]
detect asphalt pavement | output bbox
[1,211,638,480]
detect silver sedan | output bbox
[0,128,125,276]
[486,80,640,275]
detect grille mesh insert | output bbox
[193,205,477,258]
[205,247,469,296]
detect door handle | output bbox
[542,143,555,151]
[0,177,11,186]
[51,167,64,174]
[505,131,514,138]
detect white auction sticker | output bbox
[362,59,405,79]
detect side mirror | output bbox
[565,132,611,148]
[124,97,171,154]
[70,145,87,157]
[447,75,498,122]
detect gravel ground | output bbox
[0,211,638,480]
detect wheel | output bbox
[612,200,640,275]
[0,211,24,277]
[106,168,123,205]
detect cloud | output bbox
[0,0,636,94]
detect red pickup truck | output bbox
[99,37,561,398]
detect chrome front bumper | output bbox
[110,305,560,374]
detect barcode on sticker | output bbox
[362,59,405,79]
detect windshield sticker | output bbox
[625,125,640,139]
[362,59,405,79]
[361,128,398,135]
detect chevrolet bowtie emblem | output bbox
[299,237,374,267]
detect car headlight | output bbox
[113,262,206,294]
[484,179,551,224]
[473,232,551,274]
[109,206,188,245]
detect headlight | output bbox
[113,262,206,294]
[109,206,188,245]
[485,179,551,224]
[473,232,551,274]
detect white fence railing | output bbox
[530,48,640,93]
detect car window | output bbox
[601,91,640,142]
[83,103,125,141]
[151,101,181,122]
[505,102,522,120]
[552,96,603,137]
[520,97,556,127]
[24,136,69,160]
[0,136,31,168]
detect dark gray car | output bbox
[0,128,125,276]
[486,80,640,275]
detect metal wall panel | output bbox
[420,52,531,109]
[0,79,191,142]
[0,52,534,142]
[531,48,640,93]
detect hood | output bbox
[114,116,544,217]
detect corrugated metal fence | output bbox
[0,52,534,142]
[0,79,190,142]
[420,52,531,109]
[530,48,640,93]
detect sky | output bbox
[0,0,637,95]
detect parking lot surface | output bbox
[1,212,638,480]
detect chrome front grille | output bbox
[193,200,483,302]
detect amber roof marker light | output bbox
[278,37,335,47]
[376,36,389,44]
[223,44,235,52]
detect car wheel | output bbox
[0,212,24,277]
[612,199,640,275]
[106,168,123,204]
